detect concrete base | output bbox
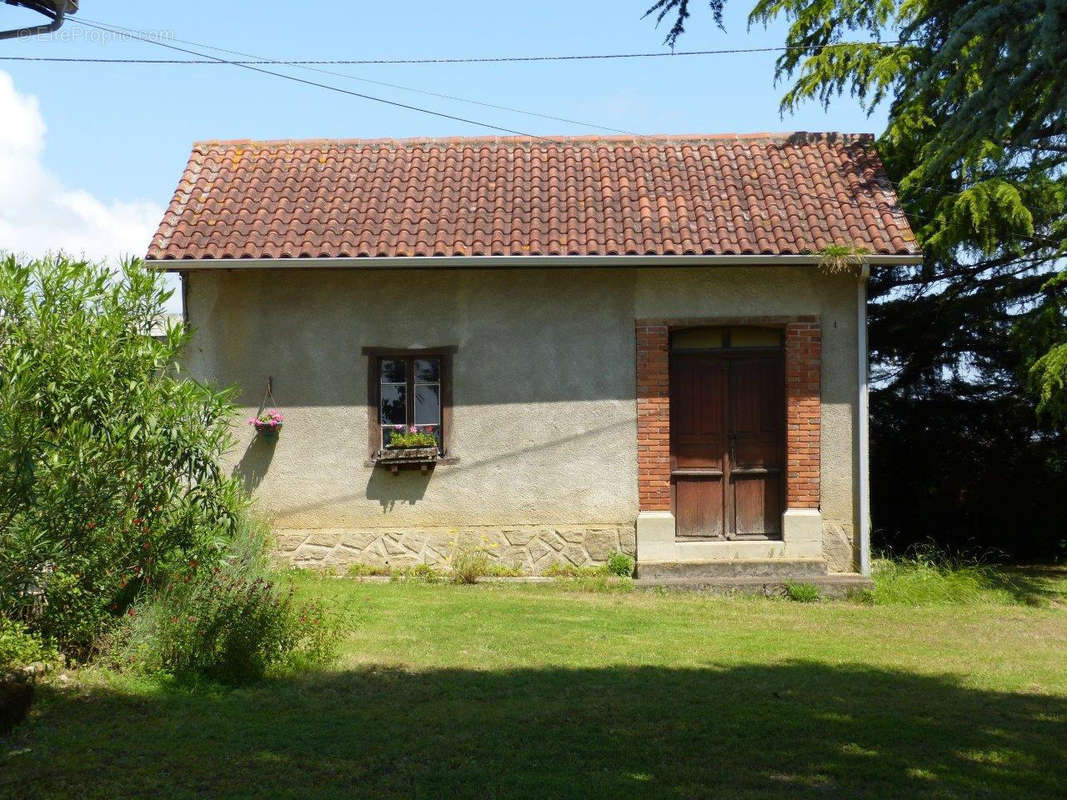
[637,558,827,580]
[635,508,827,569]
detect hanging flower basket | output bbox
[249,408,284,442]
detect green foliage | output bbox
[606,552,636,577]
[784,582,821,602]
[871,559,999,606]
[0,616,57,673]
[481,563,523,578]
[542,562,607,578]
[1027,271,1067,427]
[394,563,446,582]
[107,515,344,684]
[449,540,492,584]
[346,563,392,578]
[644,0,727,45]
[818,244,870,276]
[544,554,634,578]
[869,544,1066,605]
[0,255,246,653]
[385,428,438,448]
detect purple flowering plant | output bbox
[249,408,284,432]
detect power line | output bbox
[69,18,542,138]
[1,32,911,66]
[60,17,632,135]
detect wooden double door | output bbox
[670,351,785,539]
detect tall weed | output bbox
[107,514,346,683]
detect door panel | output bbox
[670,349,784,540]
[727,355,784,537]
[675,476,724,538]
[670,356,727,539]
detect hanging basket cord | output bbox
[256,377,276,420]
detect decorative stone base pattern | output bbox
[275,525,638,573]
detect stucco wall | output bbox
[183,266,860,572]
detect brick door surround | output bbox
[635,317,823,562]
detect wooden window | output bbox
[363,347,455,457]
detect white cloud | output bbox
[0,70,163,264]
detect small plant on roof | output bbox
[819,243,871,276]
[249,408,284,437]
[386,426,437,448]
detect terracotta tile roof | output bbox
[146,133,918,261]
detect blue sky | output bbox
[0,0,888,264]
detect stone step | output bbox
[636,558,828,580]
[634,574,872,598]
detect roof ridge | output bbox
[191,131,876,151]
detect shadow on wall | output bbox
[5,662,1064,798]
[365,467,431,511]
[232,434,276,494]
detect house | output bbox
[145,133,920,580]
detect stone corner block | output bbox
[636,511,676,562]
[782,508,822,545]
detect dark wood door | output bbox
[670,352,784,539]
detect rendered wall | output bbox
[183,266,860,572]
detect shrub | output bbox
[449,538,493,584]
[0,256,245,654]
[108,515,344,683]
[785,582,821,603]
[0,617,57,674]
[606,552,635,577]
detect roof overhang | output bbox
[0,1,76,41]
[151,253,922,272]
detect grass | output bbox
[2,566,1065,799]
[872,559,1067,606]
[784,581,821,603]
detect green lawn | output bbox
[3,572,1066,799]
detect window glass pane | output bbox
[415,384,441,426]
[414,358,440,382]
[380,384,406,426]
[671,327,725,350]
[729,327,782,348]
[380,359,406,384]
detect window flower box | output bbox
[376,445,439,474]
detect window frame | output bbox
[363,346,456,459]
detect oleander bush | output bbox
[0,255,245,654]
